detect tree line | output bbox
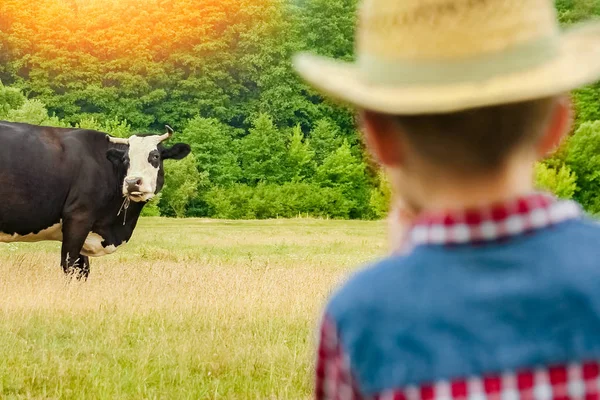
[0,0,599,218]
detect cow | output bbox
[0,121,191,279]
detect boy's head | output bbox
[362,96,569,175]
[359,95,572,208]
[293,0,600,209]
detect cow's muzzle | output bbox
[125,176,142,191]
[123,177,153,202]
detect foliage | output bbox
[239,114,290,185]
[205,182,366,219]
[556,0,600,24]
[566,121,600,213]
[315,140,370,219]
[572,82,600,130]
[159,153,207,218]
[140,194,163,217]
[4,98,70,128]
[0,0,599,218]
[0,81,24,117]
[287,125,317,182]
[369,171,392,219]
[179,117,241,186]
[309,119,343,164]
[534,163,578,199]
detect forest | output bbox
[0,0,599,219]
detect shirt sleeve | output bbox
[315,314,364,400]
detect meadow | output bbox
[0,218,386,399]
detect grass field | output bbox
[0,218,386,399]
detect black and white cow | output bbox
[0,121,191,279]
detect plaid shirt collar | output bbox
[405,192,582,248]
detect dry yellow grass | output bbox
[0,218,386,399]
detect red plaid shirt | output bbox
[315,193,586,400]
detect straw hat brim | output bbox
[293,23,600,115]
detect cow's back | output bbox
[0,122,82,236]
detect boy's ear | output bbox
[360,110,404,167]
[161,143,191,160]
[537,96,572,158]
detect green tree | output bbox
[286,125,316,182]
[141,194,162,217]
[309,119,343,164]
[566,121,600,213]
[239,114,289,185]
[556,0,600,24]
[315,140,370,218]
[534,163,578,199]
[368,170,392,219]
[572,82,600,130]
[179,116,241,186]
[5,98,69,128]
[159,153,207,217]
[0,81,25,117]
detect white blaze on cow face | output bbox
[108,127,173,202]
[123,135,164,202]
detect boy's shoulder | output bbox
[326,215,600,326]
[325,246,445,326]
[324,216,600,390]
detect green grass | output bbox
[0,218,386,399]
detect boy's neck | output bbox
[396,158,536,214]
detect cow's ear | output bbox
[161,143,191,160]
[106,149,126,165]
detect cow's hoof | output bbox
[63,267,90,282]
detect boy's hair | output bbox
[393,97,559,174]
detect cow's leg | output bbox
[61,217,92,280]
[76,255,90,280]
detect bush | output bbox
[566,121,600,213]
[141,194,162,217]
[204,182,361,220]
[534,163,578,199]
[0,81,25,117]
[368,171,392,219]
[159,153,208,218]
[5,99,70,127]
[315,140,371,218]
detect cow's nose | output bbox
[125,177,143,193]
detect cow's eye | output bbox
[152,154,159,161]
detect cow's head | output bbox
[105,126,191,202]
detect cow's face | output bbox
[106,127,191,202]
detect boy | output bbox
[293,0,600,399]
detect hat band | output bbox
[358,35,559,86]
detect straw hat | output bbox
[293,0,600,115]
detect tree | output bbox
[295,0,358,61]
[179,116,241,186]
[369,171,392,219]
[141,194,162,217]
[4,98,69,128]
[2,0,600,220]
[572,82,600,131]
[534,163,578,200]
[556,0,600,24]
[566,121,600,214]
[0,81,25,117]
[315,140,370,218]
[286,125,316,182]
[159,153,207,217]
[309,119,343,165]
[239,113,289,185]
